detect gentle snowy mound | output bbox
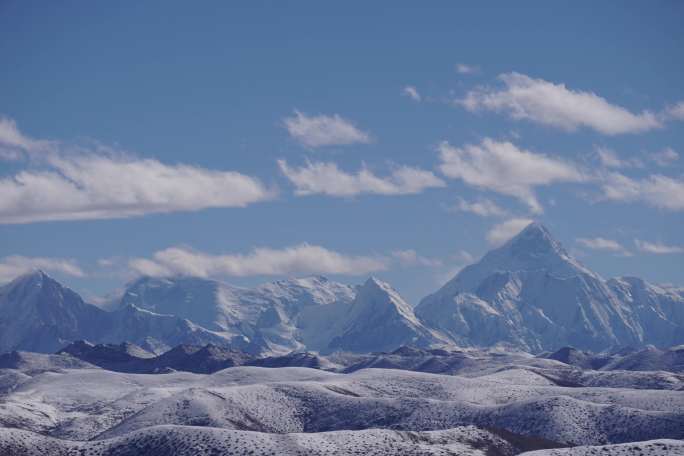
[520,439,684,456]
[0,425,562,456]
[1,365,683,446]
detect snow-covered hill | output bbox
[1,361,683,445]
[543,344,684,373]
[0,424,564,456]
[521,439,684,456]
[3,344,684,454]
[416,222,684,352]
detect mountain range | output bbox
[1,222,683,355]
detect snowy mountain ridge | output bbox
[1,222,683,355]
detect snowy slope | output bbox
[0,424,565,456]
[328,277,448,353]
[121,275,357,354]
[521,439,684,456]
[0,271,110,353]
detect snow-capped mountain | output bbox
[120,275,357,354]
[0,271,110,353]
[0,271,234,354]
[415,222,684,352]
[328,277,447,353]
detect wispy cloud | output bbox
[0,117,274,224]
[455,63,480,75]
[595,146,643,169]
[129,244,388,278]
[459,72,662,135]
[577,237,631,256]
[0,116,50,160]
[664,101,684,120]
[652,147,679,166]
[599,172,684,212]
[0,255,85,283]
[486,218,534,246]
[391,249,442,267]
[447,197,508,217]
[283,110,372,148]
[438,138,584,214]
[278,159,445,197]
[634,239,684,254]
[402,86,421,102]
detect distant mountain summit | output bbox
[416,222,684,352]
[328,277,447,353]
[0,270,108,353]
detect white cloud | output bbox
[448,197,508,217]
[652,147,679,166]
[0,116,274,224]
[0,117,36,151]
[435,251,476,285]
[577,237,631,256]
[665,101,684,120]
[0,116,50,160]
[391,250,442,267]
[129,244,388,278]
[459,72,662,135]
[452,250,475,264]
[438,138,584,213]
[0,255,85,283]
[278,159,445,197]
[600,172,684,211]
[402,86,421,102]
[455,63,479,75]
[0,154,274,224]
[283,110,371,148]
[634,239,684,255]
[486,218,534,246]
[595,146,643,169]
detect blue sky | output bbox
[1,1,683,305]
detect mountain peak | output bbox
[484,221,594,278]
[504,222,565,257]
[12,268,50,284]
[354,277,416,322]
[4,269,63,296]
[363,276,389,290]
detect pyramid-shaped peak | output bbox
[520,221,550,236]
[355,277,416,318]
[4,269,60,292]
[510,221,556,244]
[504,221,567,257]
[362,276,394,292]
[15,268,50,282]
